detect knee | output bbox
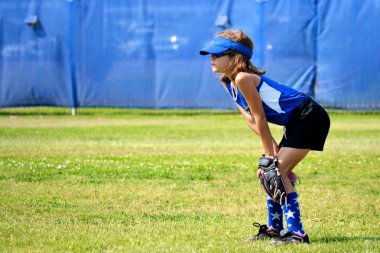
[276,160,292,175]
[276,161,298,185]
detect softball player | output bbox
[199,30,330,245]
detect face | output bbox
[210,53,234,73]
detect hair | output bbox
[217,30,265,84]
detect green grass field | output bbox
[0,107,379,252]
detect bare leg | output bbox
[276,147,310,194]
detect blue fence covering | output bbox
[0,0,379,110]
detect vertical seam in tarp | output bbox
[313,0,318,98]
[258,0,266,67]
[0,17,3,105]
[214,0,233,29]
[67,0,78,110]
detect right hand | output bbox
[257,155,276,180]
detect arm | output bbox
[237,105,280,156]
[234,72,275,157]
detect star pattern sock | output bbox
[266,195,283,232]
[281,192,305,235]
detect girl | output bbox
[199,30,330,245]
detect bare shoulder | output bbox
[235,72,261,87]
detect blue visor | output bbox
[199,37,253,59]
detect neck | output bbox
[223,70,234,82]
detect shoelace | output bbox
[252,222,267,233]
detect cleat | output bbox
[245,222,280,242]
[272,229,310,246]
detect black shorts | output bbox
[278,98,330,151]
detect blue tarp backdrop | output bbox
[0,0,379,110]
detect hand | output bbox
[257,167,264,179]
[257,155,276,180]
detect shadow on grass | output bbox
[2,106,379,116]
[0,107,237,117]
[315,236,380,244]
[0,107,72,116]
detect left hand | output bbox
[257,167,264,179]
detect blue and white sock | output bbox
[281,192,305,235]
[266,195,283,232]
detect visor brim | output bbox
[199,45,228,55]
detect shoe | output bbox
[245,222,280,242]
[272,229,310,246]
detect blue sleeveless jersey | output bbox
[225,75,308,125]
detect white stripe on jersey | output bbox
[259,81,285,114]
